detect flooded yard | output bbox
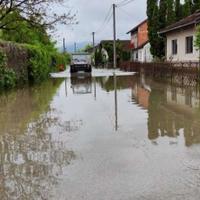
[1,69,200,200]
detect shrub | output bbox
[24,44,71,82]
[0,50,17,89]
[24,44,52,83]
[51,52,71,71]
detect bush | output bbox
[51,52,71,71]
[24,44,52,83]
[0,50,17,88]
[24,44,71,83]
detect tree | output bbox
[166,0,175,25]
[195,25,200,71]
[159,0,167,29]
[82,44,93,52]
[192,0,200,12]
[0,0,76,31]
[175,0,182,21]
[1,10,52,46]
[183,0,192,17]
[195,25,200,51]
[147,0,165,58]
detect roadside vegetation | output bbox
[0,1,74,89]
[94,41,130,66]
[0,49,16,88]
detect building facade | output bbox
[160,11,200,62]
[127,19,153,62]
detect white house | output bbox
[159,11,200,62]
[127,19,153,63]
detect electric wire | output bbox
[95,5,112,34]
[117,6,134,19]
[117,0,136,8]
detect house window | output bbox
[186,36,193,54]
[172,39,177,55]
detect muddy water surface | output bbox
[1,70,200,200]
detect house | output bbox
[159,11,200,62]
[127,19,153,62]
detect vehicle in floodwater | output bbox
[70,53,92,73]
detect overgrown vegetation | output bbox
[22,44,70,83]
[0,50,16,88]
[147,0,200,59]
[94,41,130,66]
[0,6,72,88]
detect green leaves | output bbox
[0,50,17,88]
[25,44,69,83]
[195,25,200,49]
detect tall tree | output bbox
[183,0,192,17]
[147,0,166,58]
[175,0,182,21]
[159,0,167,28]
[166,0,175,25]
[192,0,200,12]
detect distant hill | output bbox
[57,41,91,53]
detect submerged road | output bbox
[0,69,200,200]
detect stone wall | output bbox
[0,40,29,81]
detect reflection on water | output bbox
[70,75,92,95]
[131,74,200,146]
[0,80,75,200]
[1,71,200,199]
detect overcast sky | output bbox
[54,0,147,48]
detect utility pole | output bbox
[113,4,118,131]
[92,32,95,50]
[92,32,95,66]
[63,38,66,53]
[74,42,77,53]
[113,3,117,70]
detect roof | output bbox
[133,40,149,50]
[100,40,130,44]
[159,10,200,34]
[127,19,148,34]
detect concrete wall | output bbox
[131,43,152,62]
[166,27,199,62]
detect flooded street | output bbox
[1,69,200,200]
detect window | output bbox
[172,39,177,55]
[186,36,193,54]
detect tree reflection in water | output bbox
[0,113,76,200]
[0,84,77,200]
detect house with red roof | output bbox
[127,19,153,62]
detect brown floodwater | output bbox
[1,69,200,200]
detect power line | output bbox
[96,11,113,34]
[117,6,134,19]
[117,0,136,8]
[95,5,112,34]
